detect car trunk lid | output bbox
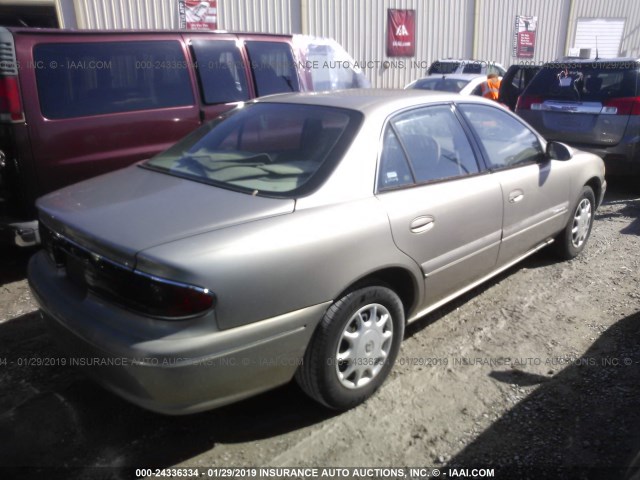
[37,165,295,268]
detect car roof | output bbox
[434,58,505,65]
[547,57,639,64]
[419,73,488,81]
[255,89,496,115]
[435,58,480,63]
[1,26,294,39]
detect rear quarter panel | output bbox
[135,197,423,331]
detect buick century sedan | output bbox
[28,90,605,414]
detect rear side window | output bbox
[524,62,639,102]
[245,41,299,96]
[191,40,249,104]
[34,41,194,119]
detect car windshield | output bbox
[412,77,470,92]
[144,103,361,197]
[524,62,639,103]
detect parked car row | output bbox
[0,27,369,247]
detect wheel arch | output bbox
[585,176,603,208]
[333,266,420,322]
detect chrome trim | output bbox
[40,222,216,304]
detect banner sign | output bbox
[387,9,415,57]
[513,15,537,58]
[179,1,218,30]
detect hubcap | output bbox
[335,303,393,389]
[571,198,592,248]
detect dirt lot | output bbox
[1,182,639,480]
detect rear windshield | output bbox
[34,41,194,119]
[411,77,470,92]
[428,62,460,75]
[524,62,639,102]
[144,103,362,197]
[461,64,482,74]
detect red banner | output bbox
[387,9,415,57]
[179,1,218,30]
[513,15,537,58]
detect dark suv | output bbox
[516,58,640,176]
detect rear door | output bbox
[375,104,503,309]
[21,33,201,196]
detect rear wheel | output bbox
[296,285,404,410]
[555,186,595,260]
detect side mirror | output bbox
[546,141,574,161]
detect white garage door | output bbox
[574,18,625,59]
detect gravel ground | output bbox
[0,181,639,480]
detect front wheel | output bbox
[295,286,404,410]
[555,186,595,260]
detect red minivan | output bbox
[0,28,368,246]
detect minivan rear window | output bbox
[524,62,639,103]
[34,41,194,119]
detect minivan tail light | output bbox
[0,76,24,122]
[601,97,640,116]
[516,95,543,111]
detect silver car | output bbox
[405,73,488,96]
[29,90,605,414]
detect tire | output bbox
[555,186,595,260]
[295,285,405,410]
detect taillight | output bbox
[601,97,640,115]
[515,95,543,111]
[40,222,215,319]
[85,263,216,319]
[0,76,24,122]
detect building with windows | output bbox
[2,0,639,88]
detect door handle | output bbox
[508,189,524,203]
[410,215,435,234]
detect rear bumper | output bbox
[0,218,39,247]
[28,251,327,415]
